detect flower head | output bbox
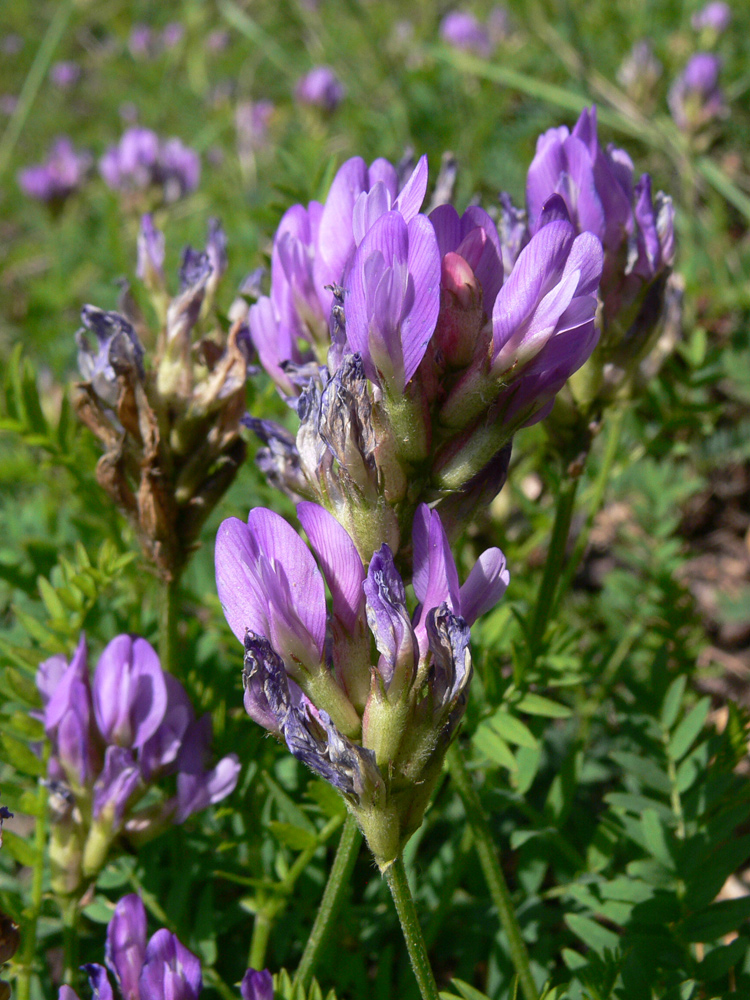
[439,11,493,57]
[295,66,345,111]
[18,137,91,203]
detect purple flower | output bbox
[92,636,167,750]
[136,214,166,287]
[295,66,345,111]
[76,305,145,408]
[128,25,154,58]
[235,100,274,156]
[490,214,603,422]
[106,894,147,1000]
[669,53,726,130]
[207,29,230,52]
[50,61,81,88]
[439,11,493,58]
[691,1,731,32]
[240,970,273,1000]
[37,635,239,886]
[70,894,210,1000]
[18,137,91,203]
[346,210,441,391]
[161,22,185,49]
[617,41,662,102]
[430,203,504,367]
[99,128,200,201]
[249,154,429,394]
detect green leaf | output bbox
[1,733,45,777]
[82,896,115,925]
[1,666,40,706]
[515,693,572,718]
[473,723,516,770]
[513,745,542,795]
[604,792,673,823]
[641,809,674,868]
[681,896,750,942]
[668,698,711,761]
[38,575,66,621]
[449,978,493,1000]
[564,913,620,954]
[306,780,346,818]
[263,772,316,834]
[609,751,671,794]
[1,830,39,868]
[488,710,538,749]
[268,822,318,852]
[661,675,687,730]
[699,937,748,982]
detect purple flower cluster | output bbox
[691,1,731,33]
[244,147,606,541]
[99,127,200,202]
[295,66,345,111]
[18,137,92,204]
[439,11,493,57]
[38,636,239,890]
[215,500,508,866]
[669,53,726,131]
[524,105,675,378]
[61,894,272,1000]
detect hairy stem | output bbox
[14,780,48,1000]
[384,855,441,1000]
[554,405,626,611]
[159,573,181,677]
[447,743,539,1000]
[527,471,581,662]
[62,896,80,986]
[0,1,73,178]
[294,814,361,989]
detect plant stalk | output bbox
[527,472,581,662]
[294,813,362,989]
[447,743,539,1000]
[14,779,48,1000]
[384,855,441,1000]
[159,573,181,677]
[248,909,273,972]
[62,896,80,986]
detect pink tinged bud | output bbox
[92,636,168,750]
[435,252,484,368]
[241,969,274,1000]
[105,894,147,1000]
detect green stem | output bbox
[159,574,181,677]
[553,406,626,613]
[248,909,273,971]
[447,743,539,1000]
[384,856,440,1000]
[0,0,73,179]
[527,472,581,662]
[14,780,48,1000]
[294,814,362,989]
[62,897,80,986]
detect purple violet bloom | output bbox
[235,100,274,156]
[691,1,731,32]
[346,210,441,391]
[617,41,662,101]
[140,929,202,1000]
[439,11,493,58]
[38,636,239,884]
[100,128,200,201]
[295,66,345,111]
[18,137,91,203]
[161,22,185,49]
[105,893,147,1000]
[489,212,603,424]
[240,970,274,1000]
[50,61,82,88]
[136,214,166,287]
[249,154,429,394]
[128,25,154,58]
[92,635,167,750]
[669,53,726,130]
